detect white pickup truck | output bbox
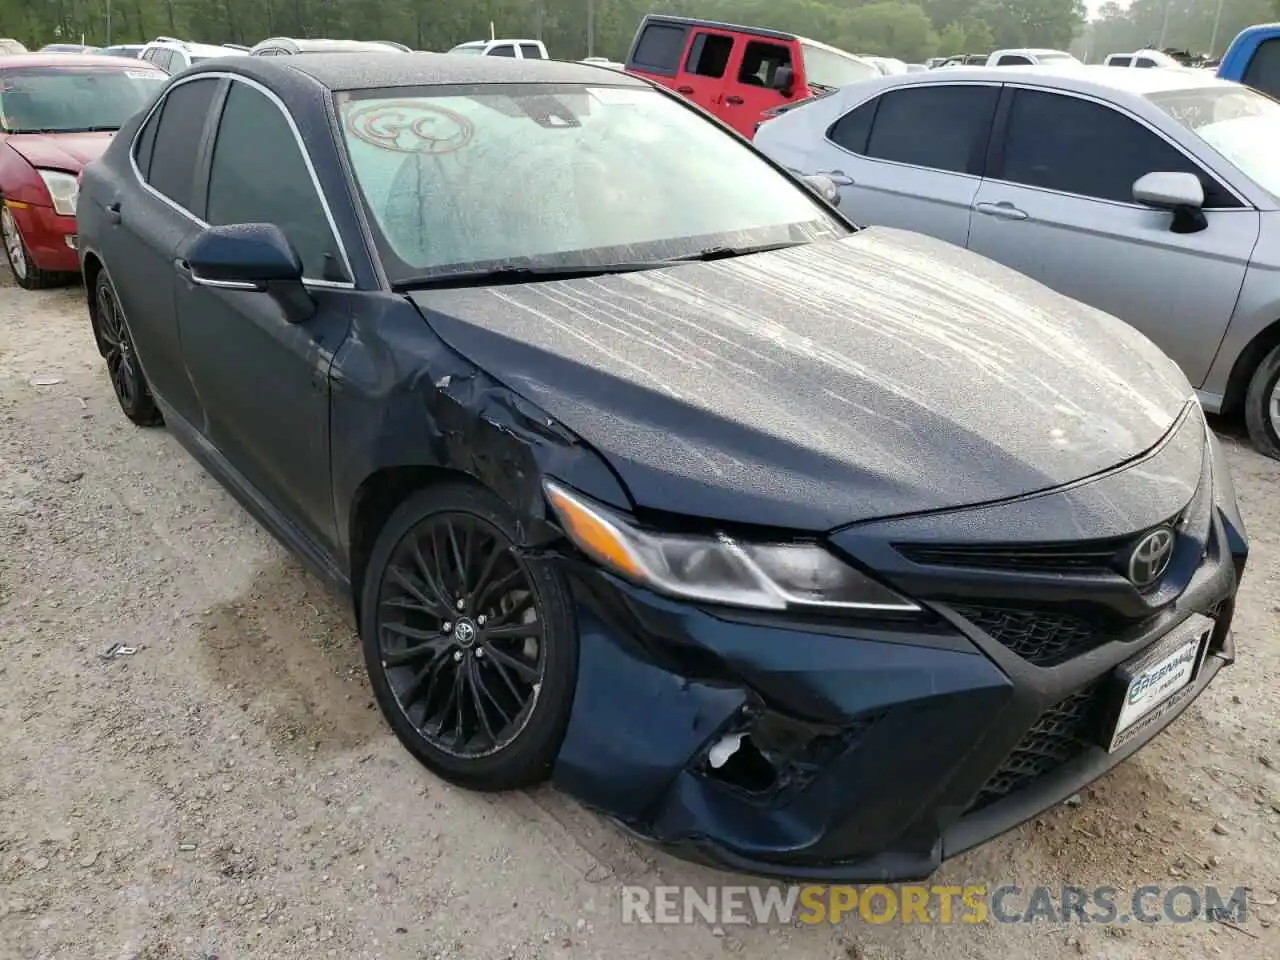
[447,39,549,59]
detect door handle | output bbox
[676,85,694,94]
[975,201,1028,221]
[106,201,121,224]
[817,169,855,186]
[725,95,744,105]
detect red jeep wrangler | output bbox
[623,15,880,138]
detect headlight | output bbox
[37,169,78,216]
[543,479,920,613]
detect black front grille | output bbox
[897,541,1122,574]
[895,513,1184,576]
[952,605,1106,667]
[965,683,1106,813]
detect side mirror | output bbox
[771,64,795,97]
[1133,171,1207,233]
[179,223,315,322]
[802,173,842,207]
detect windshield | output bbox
[1149,86,1280,198]
[449,45,485,55]
[336,83,847,283]
[1037,52,1078,62]
[0,67,166,133]
[800,43,881,89]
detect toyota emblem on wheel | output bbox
[1127,528,1175,587]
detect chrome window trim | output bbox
[822,78,1254,211]
[984,82,1253,212]
[822,80,1001,182]
[128,70,358,289]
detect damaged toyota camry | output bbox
[77,53,1248,881]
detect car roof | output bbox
[147,38,239,57]
[263,38,404,52]
[0,53,164,69]
[237,51,649,90]
[639,14,797,43]
[888,63,1232,97]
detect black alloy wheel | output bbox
[94,272,162,426]
[361,484,579,790]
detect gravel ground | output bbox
[1,272,1278,960]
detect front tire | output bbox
[94,270,163,426]
[1244,342,1280,461]
[360,483,579,791]
[1,205,62,290]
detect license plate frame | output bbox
[1105,614,1213,754]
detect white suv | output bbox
[138,37,243,73]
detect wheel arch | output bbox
[81,249,108,355]
[1221,316,1280,416]
[347,465,488,620]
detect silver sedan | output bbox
[754,65,1280,459]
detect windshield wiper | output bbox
[395,242,810,290]
[671,240,807,262]
[393,261,673,290]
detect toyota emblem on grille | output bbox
[1127,528,1175,588]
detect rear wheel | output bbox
[360,483,579,790]
[94,271,163,426]
[0,205,63,290]
[1244,342,1280,461]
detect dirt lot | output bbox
[1,272,1278,960]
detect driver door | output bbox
[173,77,354,553]
[720,38,793,137]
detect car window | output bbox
[150,48,175,72]
[738,41,791,87]
[999,89,1233,206]
[0,66,166,134]
[133,106,160,178]
[685,32,733,78]
[1109,55,1133,67]
[997,55,1032,65]
[141,77,219,210]
[205,81,342,280]
[631,23,687,74]
[519,44,543,59]
[1149,85,1274,202]
[488,45,516,57]
[827,96,877,154]
[335,83,847,282]
[864,84,998,174]
[800,42,880,89]
[1242,38,1280,100]
[1135,57,1157,68]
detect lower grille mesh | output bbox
[952,605,1104,667]
[965,683,1105,813]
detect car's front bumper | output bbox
[7,200,79,272]
[547,434,1246,881]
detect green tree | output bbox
[835,2,939,60]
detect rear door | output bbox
[967,86,1256,387]
[721,37,795,136]
[104,75,222,426]
[518,42,545,60]
[677,29,736,116]
[811,81,999,245]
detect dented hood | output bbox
[5,131,112,172]
[408,228,1196,531]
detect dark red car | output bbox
[0,54,166,288]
